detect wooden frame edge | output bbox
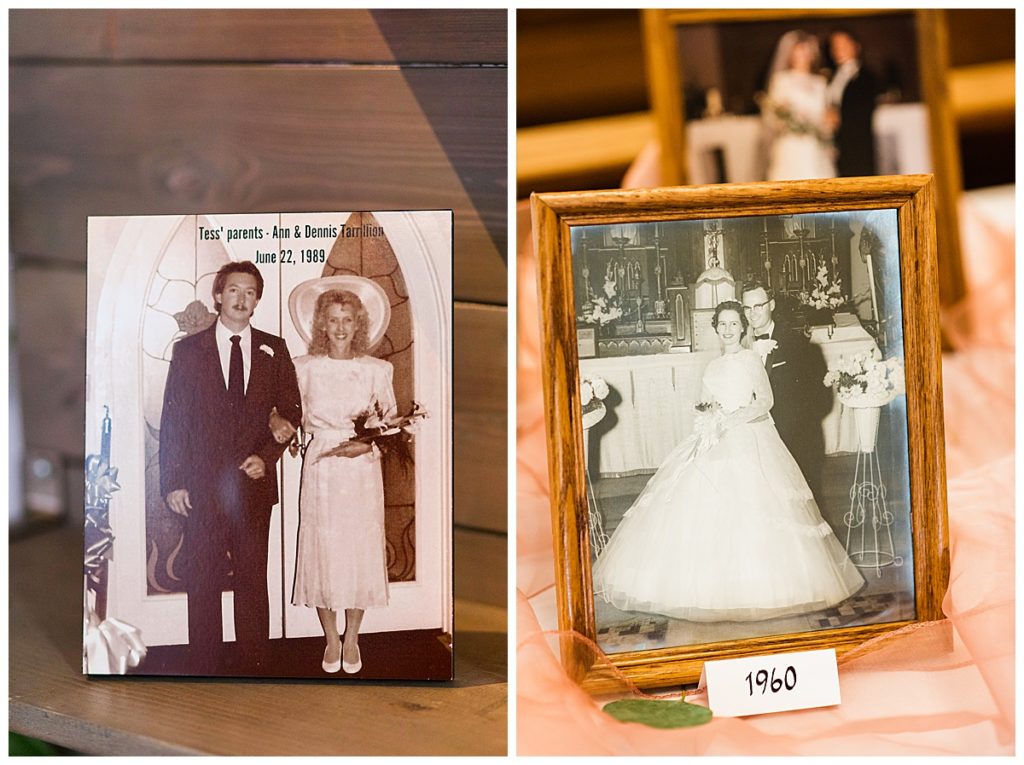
[532,176,950,692]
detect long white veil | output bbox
[767,29,818,80]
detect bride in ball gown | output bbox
[592,301,863,622]
[761,30,837,181]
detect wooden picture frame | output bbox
[642,9,965,307]
[532,176,948,692]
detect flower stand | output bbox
[843,394,903,577]
[582,401,609,555]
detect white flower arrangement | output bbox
[578,278,623,326]
[799,265,848,311]
[753,338,779,358]
[580,374,610,412]
[823,349,905,404]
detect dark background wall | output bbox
[9,9,508,608]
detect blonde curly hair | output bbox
[308,289,370,356]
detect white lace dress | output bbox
[291,354,395,610]
[764,70,837,180]
[592,348,863,622]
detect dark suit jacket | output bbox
[834,65,878,177]
[762,323,830,490]
[159,323,302,509]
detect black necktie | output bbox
[228,335,244,404]
[755,333,770,341]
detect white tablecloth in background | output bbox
[686,103,931,184]
[687,116,765,184]
[580,351,717,477]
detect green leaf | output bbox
[602,698,712,729]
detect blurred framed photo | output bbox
[532,176,948,691]
[642,9,965,306]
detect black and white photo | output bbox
[571,210,916,655]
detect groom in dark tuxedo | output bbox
[160,261,301,673]
[741,283,830,502]
[825,28,879,177]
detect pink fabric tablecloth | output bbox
[516,148,1014,754]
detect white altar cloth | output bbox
[584,321,879,476]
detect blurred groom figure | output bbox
[160,261,301,674]
[741,282,830,502]
[825,28,879,177]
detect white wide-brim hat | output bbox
[288,275,392,351]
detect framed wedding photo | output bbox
[532,176,949,691]
[84,210,453,681]
[642,9,965,306]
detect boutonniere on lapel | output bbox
[753,338,779,357]
[259,344,275,357]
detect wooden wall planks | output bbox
[10,264,88,460]
[454,302,508,534]
[455,527,508,607]
[10,9,508,607]
[9,9,507,64]
[10,64,506,304]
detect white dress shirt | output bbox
[754,320,776,340]
[826,60,860,107]
[753,320,777,363]
[215,319,252,393]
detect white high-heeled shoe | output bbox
[322,644,341,674]
[342,643,362,674]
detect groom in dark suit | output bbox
[825,28,879,177]
[160,261,301,673]
[741,283,830,502]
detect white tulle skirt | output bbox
[592,416,864,622]
[766,133,836,181]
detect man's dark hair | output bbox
[212,261,264,312]
[741,280,774,300]
[829,27,862,48]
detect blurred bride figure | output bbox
[761,30,836,181]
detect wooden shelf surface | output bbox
[9,525,507,756]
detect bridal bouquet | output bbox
[315,399,428,473]
[823,349,905,404]
[757,94,833,145]
[691,401,726,456]
[799,265,848,311]
[580,374,610,414]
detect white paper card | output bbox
[699,649,841,717]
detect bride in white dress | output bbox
[592,301,863,622]
[762,30,837,180]
[271,276,395,674]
